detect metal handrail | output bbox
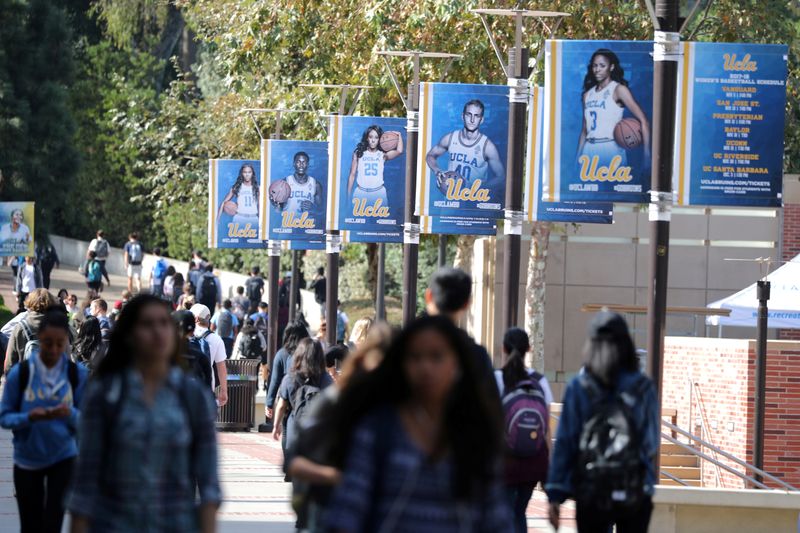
[691,382,723,487]
[661,470,689,487]
[662,419,798,492]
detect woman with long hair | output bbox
[546,311,658,533]
[266,320,311,419]
[0,208,32,247]
[346,125,403,205]
[347,316,373,349]
[576,48,650,168]
[325,315,512,531]
[68,295,221,532]
[1,307,88,533]
[72,317,106,372]
[217,163,259,227]
[162,265,177,303]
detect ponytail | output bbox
[502,348,529,392]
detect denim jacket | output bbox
[545,369,659,504]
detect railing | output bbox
[690,382,723,487]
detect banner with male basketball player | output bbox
[0,202,34,256]
[525,86,613,224]
[208,160,263,249]
[416,82,509,218]
[261,139,328,241]
[327,115,406,242]
[542,40,654,204]
[673,42,787,207]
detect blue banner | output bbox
[416,83,509,218]
[525,86,614,224]
[208,159,263,249]
[327,116,406,233]
[543,40,654,204]
[673,42,788,207]
[261,139,328,241]
[285,240,325,251]
[342,229,403,243]
[420,215,497,236]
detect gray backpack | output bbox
[216,310,234,338]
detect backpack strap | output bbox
[20,321,33,344]
[16,360,31,411]
[67,361,79,395]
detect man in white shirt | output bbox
[14,256,42,312]
[190,303,228,406]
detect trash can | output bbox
[216,359,261,431]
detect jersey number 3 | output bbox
[589,111,597,132]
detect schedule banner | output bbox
[208,160,263,249]
[327,115,407,233]
[0,202,34,256]
[543,40,654,204]
[674,42,788,207]
[416,82,509,218]
[261,139,328,241]
[420,215,497,236]
[525,87,613,224]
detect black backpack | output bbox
[290,378,321,443]
[240,330,262,359]
[185,337,212,389]
[573,373,649,511]
[246,277,263,302]
[199,275,217,307]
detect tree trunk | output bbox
[453,235,476,276]
[525,221,551,372]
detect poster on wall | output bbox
[525,86,614,224]
[542,40,654,204]
[207,160,262,249]
[673,42,788,207]
[327,115,406,241]
[416,82,509,218]
[261,139,328,241]
[0,202,34,256]
[420,215,496,236]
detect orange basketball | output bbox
[614,118,643,149]
[222,201,238,216]
[438,170,461,194]
[269,179,292,205]
[379,131,400,152]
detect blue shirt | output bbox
[249,311,268,323]
[0,352,88,469]
[210,310,239,339]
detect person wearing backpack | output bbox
[67,295,221,532]
[211,299,239,357]
[84,251,104,294]
[195,264,221,313]
[88,230,111,286]
[4,289,59,375]
[0,307,89,533]
[232,318,266,360]
[15,256,44,312]
[123,232,144,293]
[546,311,659,533]
[35,242,60,290]
[173,310,213,389]
[245,266,265,314]
[496,327,552,533]
[149,247,169,298]
[191,303,228,406]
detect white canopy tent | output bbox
[706,256,800,329]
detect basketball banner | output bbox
[261,139,328,241]
[420,215,496,236]
[525,86,613,224]
[0,202,34,256]
[542,40,654,204]
[208,160,263,249]
[416,82,509,218]
[327,115,407,239]
[341,229,403,243]
[673,42,788,207]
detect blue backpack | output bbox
[502,377,548,457]
[87,260,103,283]
[153,259,168,281]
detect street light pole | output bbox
[753,279,771,484]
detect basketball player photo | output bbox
[416,82,509,218]
[262,139,328,241]
[347,125,404,206]
[208,159,262,249]
[0,202,34,257]
[543,40,654,203]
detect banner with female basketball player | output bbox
[208,160,263,249]
[525,86,613,224]
[542,40,654,204]
[673,42,787,207]
[0,202,35,256]
[327,115,406,242]
[261,139,328,241]
[416,82,509,218]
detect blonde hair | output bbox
[338,322,393,390]
[349,316,374,347]
[24,289,58,313]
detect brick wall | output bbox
[779,203,800,340]
[663,337,800,489]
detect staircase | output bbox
[660,441,702,486]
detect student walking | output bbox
[0,308,89,533]
[15,256,43,312]
[68,295,221,532]
[123,232,144,293]
[196,264,221,313]
[546,311,659,533]
[88,230,111,286]
[150,247,169,297]
[245,266,265,315]
[83,251,104,294]
[35,242,59,290]
[211,299,239,357]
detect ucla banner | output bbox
[673,42,788,207]
[0,202,34,256]
[208,160,263,249]
[420,215,496,236]
[526,86,613,224]
[341,229,403,244]
[284,240,325,251]
[262,139,328,241]
[543,40,654,204]
[416,82,509,218]
[327,115,406,233]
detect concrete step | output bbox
[661,465,702,480]
[658,477,703,487]
[660,453,700,467]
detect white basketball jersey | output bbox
[237,184,258,216]
[584,80,624,141]
[447,130,489,183]
[356,150,385,190]
[285,174,316,214]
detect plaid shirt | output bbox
[68,368,221,532]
